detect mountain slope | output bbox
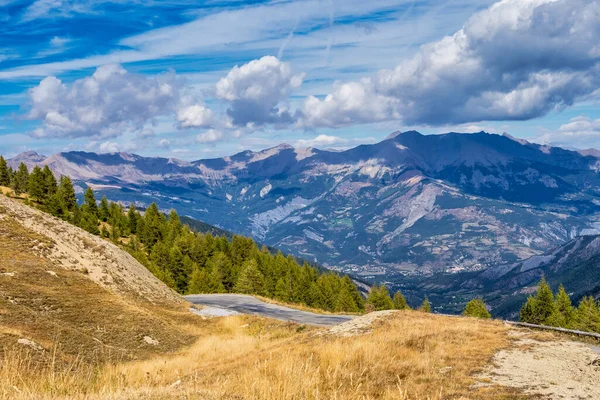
[0,193,197,364]
[10,131,600,275]
[400,234,600,318]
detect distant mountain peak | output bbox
[501,132,530,145]
[385,130,422,140]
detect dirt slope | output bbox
[0,194,181,305]
[0,194,198,365]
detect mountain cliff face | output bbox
[403,234,600,318]
[10,131,600,275]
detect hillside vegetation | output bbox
[0,193,205,374]
[0,157,364,313]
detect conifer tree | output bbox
[275,277,291,302]
[572,296,600,333]
[45,193,67,218]
[12,162,29,195]
[335,284,359,312]
[462,298,491,319]
[533,276,555,324]
[420,296,432,313]
[188,268,211,294]
[28,166,46,202]
[546,285,574,327]
[0,156,10,186]
[42,165,57,197]
[57,176,77,211]
[234,259,266,295]
[79,207,100,235]
[141,203,164,248]
[99,196,110,222]
[84,187,99,217]
[366,284,394,311]
[519,295,537,323]
[128,204,138,234]
[393,291,409,310]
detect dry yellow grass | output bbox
[1,310,525,399]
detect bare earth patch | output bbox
[478,329,600,399]
[324,310,397,337]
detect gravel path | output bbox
[478,329,600,399]
[185,294,355,326]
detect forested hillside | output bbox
[0,156,365,313]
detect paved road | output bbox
[185,294,355,326]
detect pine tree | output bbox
[128,204,138,234]
[275,277,291,302]
[28,166,46,202]
[342,275,364,311]
[366,284,394,311]
[462,298,491,319]
[42,165,57,198]
[533,276,555,325]
[546,285,574,327]
[0,156,10,186]
[79,206,100,235]
[99,196,110,222]
[57,176,77,211]
[45,193,67,218]
[519,296,537,323]
[393,291,409,310]
[188,268,211,294]
[84,187,99,217]
[420,296,432,313]
[234,259,266,295]
[572,296,600,333]
[141,203,164,248]
[12,162,29,195]
[334,284,359,312]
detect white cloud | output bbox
[536,116,600,149]
[301,0,600,127]
[176,104,214,128]
[293,134,377,149]
[196,129,223,144]
[294,134,347,148]
[157,138,171,148]
[25,63,211,139]
[215,56,304,127]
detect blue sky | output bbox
[0,0,599,159]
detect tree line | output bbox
[365,284,492,318]
[0,157,365,313]
[520,277,600,334]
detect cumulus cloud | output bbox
[536,116,600,149]
[26,64,212,138]
[196,129,224,144]
[301,0,600,127]
[215,56,305,127]
[176,104,214,128]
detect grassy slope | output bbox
[1,311,524,400]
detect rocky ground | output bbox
[478,328,600,399]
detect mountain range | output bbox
[9,131,600,279]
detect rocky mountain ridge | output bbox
[9,131,600,275]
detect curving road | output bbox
[185,294,355,326]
